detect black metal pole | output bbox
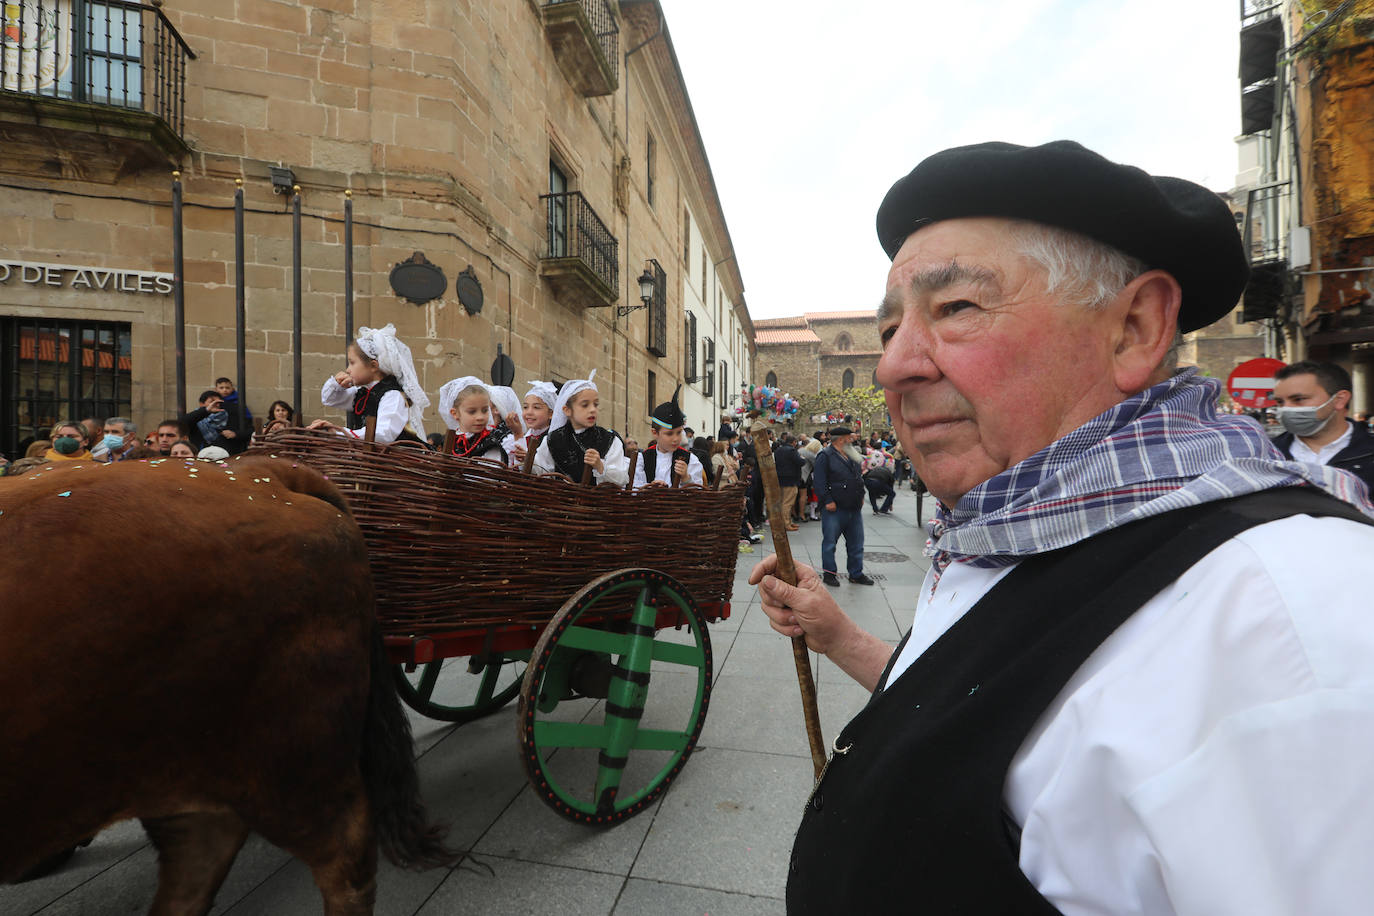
[234,178,246,432]
[292,185,303,420]
[172,170,186,417]
[344,189,354,353]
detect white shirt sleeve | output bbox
[596,435,629,487]
[632,450,649,490]
[686,452,705,486]
[321,376,355,408]
[533,437,555,476]
[336,388,406,444]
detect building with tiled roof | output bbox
[753,308,882,399]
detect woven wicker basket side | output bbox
[246,430,745,635]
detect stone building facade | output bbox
[0,0,753,455]
[754,310,880,400]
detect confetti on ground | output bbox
[58,491,71,497]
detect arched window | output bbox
[872,370,880,389]
[765,370,777,388]
[842,369,854,389]
[835,333,852,352]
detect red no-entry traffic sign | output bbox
[1226,357,1286,408]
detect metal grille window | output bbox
[703,338,715,399]
[647,369,656,417]
[0,0,193,136]
[1,317,131,458]
[646,258,668,357]
[720,361,728,410]
[548,160,569,257]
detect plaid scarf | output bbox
[925,368,1374,579]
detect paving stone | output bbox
[613,878,785,915]
[696,674,810,758]
[416,856,623,915]
[0,819,150,916]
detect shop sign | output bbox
[0,260,174,295]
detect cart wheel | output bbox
[393,652,527,724]
[518,568,712,825]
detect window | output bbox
[547,159,568,257]
[835,333,852,352]
[700,249,707,294]
[872,370,880,388]
[646,259,668,357]
[683,208,691,263]
[685,313,697,382]
[765,371,778,388]
[1,317,132,458]
[646,130,656,207]
[703,338,715,398]
[647,369,656,417]
[720,361,728,410]
[842,369,855,389]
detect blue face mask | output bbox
[102,433,125,452]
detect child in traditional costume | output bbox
[533,369,629,485]
[511,380,556,468]
[632,385,704,489]
[485,385,524,466]
[314,324,429,446]
[438,376,508,463]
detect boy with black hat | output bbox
[633,386,704,489]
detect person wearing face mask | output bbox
[1271,360,1374,491]
[43,422,94,462]
[101,417,138,462]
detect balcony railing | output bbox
[1240,0,1282,25]
[1,0,194,138]
[542,0,618,96]
[539,190,619,307]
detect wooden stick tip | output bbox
[234,177,243,187]
[344,189,352,199]
[171,170,180,180]
[292,184,302,194]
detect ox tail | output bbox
[360,622,460,870]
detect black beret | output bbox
[875,140,1248,332]
[829,426,853,438]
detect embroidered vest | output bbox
[640,447,688,484]
[346,377,424,445]
[545,424,617,481]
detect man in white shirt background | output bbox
[1271,359,1374,490]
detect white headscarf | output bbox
[487,385,522,432]
[549,369,597,433]
[356,324,429,438]
[525,380,557,412]
[438,375,487,431]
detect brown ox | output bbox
[0,456,454,914]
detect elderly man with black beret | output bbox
[750,140,1374,915]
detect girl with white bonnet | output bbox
[484,385,525,466]
[313,323,430,446]
[532,369,629,486]
[437,376,509,463]
[510,380,557,468]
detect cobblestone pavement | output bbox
[4,487,935,916]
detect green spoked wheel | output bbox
[393,652,528,724]
[518,568,713,825]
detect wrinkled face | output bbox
[652,426,683,451]
[156,425,180,451]
[170,442,195,458]
[452,394,491,435]
[522,395,553,433]
[566,390,599,429]
[875,218,1125,506]
[105,421,129,441]
[215,380,235,397]
[346,346,383,387]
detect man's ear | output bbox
[1111,270,1182,394]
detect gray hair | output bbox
[105,417,136,434]
[1012,221,1181,372]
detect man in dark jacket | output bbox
[810,427,873,587]
[1272,360,1374,491]
[773,434,806,529]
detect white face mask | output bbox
[1277,392,1339,439]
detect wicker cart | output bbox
[249,430,744,825]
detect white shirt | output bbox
[885,514,1374,916]
[321,377,409,445]
[532,429,629,486]
[1289,421,1353,466]
[632,447,704,489]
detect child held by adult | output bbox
[533,369,628,486]
[312,324,429,446]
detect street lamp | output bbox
[617,268,657,316]
[687,356,716,384]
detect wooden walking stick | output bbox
[521,433,543,474]
[749,419,826,780]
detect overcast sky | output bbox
[656,0,1244,321]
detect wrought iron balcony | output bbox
[539,190,619,309]
[542,0,618,97]
[0,0,195,171]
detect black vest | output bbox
[545,424,618,481]
[640,447,688,484]
[345,377,424,445]
[787,488,1374,914]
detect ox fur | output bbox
[0,456,455,914]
